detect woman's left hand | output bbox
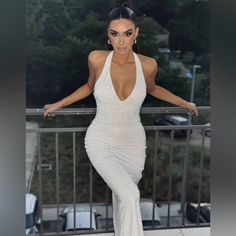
[187,102,199,116]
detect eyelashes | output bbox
[111,32,132,37]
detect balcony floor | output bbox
[74,227,210,236]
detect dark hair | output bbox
[108,0,137,28]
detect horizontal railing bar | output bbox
[145,125,210,130]
[26,106,210,116]
[41,202,113,208]
[144,223,210,230]
[26,124,210,133]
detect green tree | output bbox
[41,0,70,46]
[68,11,107,46]
[26,0,45,48]
[135,0,179,27]
[136,17,162,57]
[72,0,113,21]
[168,0,210,61]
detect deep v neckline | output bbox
[109,50,137,102]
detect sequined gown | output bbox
[84,50,147,236]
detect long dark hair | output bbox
[108,0,137,28]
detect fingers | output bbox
[191,103,198,116]
[43,105,55,118]
[43,105,48,118]
[44,112,55,118]
[43,111,49,118]
[194,104,199,116]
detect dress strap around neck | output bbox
[133,51,146,85]
[99,50,113,79]
[107,50,113,62]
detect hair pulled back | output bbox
[108,0,137,28]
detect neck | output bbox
[112,49,134,64]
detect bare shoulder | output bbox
[136,53,158,81]
[88,50,111,69]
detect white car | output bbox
[201,123,211,137]
[26,193,41,235]
[60,206,100,231]
[140,198,161,227]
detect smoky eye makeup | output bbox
[125,31,133,36]
[110,29,133,37]
[110,32,117,37]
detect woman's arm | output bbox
[43,51,97,117]
[146,59,198,115]
[57,83,92,109]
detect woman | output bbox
[43,1,198,235]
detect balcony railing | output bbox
[26,107,210,236]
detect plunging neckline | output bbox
[109,50,137,102]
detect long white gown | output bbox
[84,50,147,236]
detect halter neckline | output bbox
[109,50,138,102]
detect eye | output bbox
[125,32,132,37]
[111,32,117,37]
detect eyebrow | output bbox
[110,28,133,33]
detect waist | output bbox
[94,107,141,126]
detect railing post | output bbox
[152,130,158,228]
[197,129,206,225]
[73,132,77,231]
[55,132,60,233]
[38,132,43,235]
[179,128,191,225]
[167,129,174,227]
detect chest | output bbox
[94,53,148,102]
[110,62,137,93]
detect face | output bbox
[107,18,139,54]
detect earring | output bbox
[134,39,137,44]
[108,39,111,45]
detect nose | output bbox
[119,35,124,45]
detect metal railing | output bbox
[26,107,210,235]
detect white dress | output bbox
[84,50,147,236]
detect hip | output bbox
[84,119,146,145]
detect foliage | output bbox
[167,0,210,61]
[135,0,179,27]
[136,17,162,56]
[26,0,210,107]
[26,0,45,48]
[41,0,71,46]
[156,68,191,103]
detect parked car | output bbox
[186,202,210,223]
[26,193,41,235]
[155,115,192,138]
[201,123,211,137]
[140,198,161,227]
[60,206,101,231]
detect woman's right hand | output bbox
[43,102,61,118]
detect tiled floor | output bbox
[180,227,210,236]
[74,227,210,236]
